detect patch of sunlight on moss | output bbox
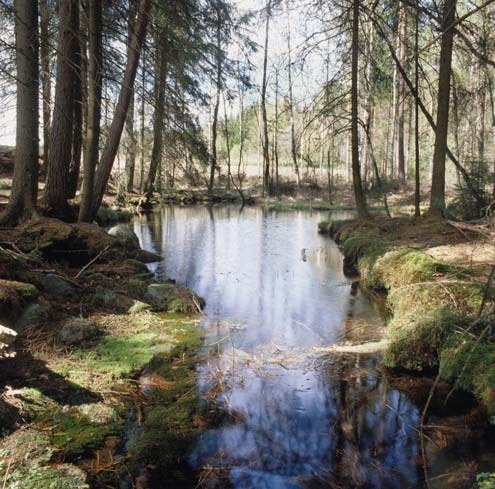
[73,331,175,378]
[42,411,122,459]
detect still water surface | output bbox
[134,205,494,489]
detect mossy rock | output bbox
[91,286,138,314]
[15,218,120,261]
[146,284,205,314]
[0,279,39,326]
[96,207,133,226]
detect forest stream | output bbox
[132,206,495,489]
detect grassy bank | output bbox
[318,217,495,422]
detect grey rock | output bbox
[16,303,51,333]
[41,273,77,299]
[107,224,140,250]
[58,318,101,346]
[132,249,162,264]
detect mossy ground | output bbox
[319,216,495,420]
[0,311,203,487]
[0,217,207,487]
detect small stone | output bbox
[132,249,162,264]
[41,273,77,300]
[58,318,101,346]
[16,303,51,333]
[107,224,140,250]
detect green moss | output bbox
[440,333,495,417]
[128,322,203,482]
[43,411,122,459]
[127,278,147,298]
[128,300,153,314]
[95,207,133,226]
[475,473,495,489]
[323,218,495,419]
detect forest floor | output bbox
[0,217,209,488]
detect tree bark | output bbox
[125,0,137,192]
[396,1,407,183]
[40,0,51,169]
[351,0,368,218]
[208,3,223,196]
[68,0,83,199]
[144,45,167,199]
[286,0,300,186]
[414,0,421,217]
[44,0,79,212]
[261,0,271,196]
[0,0,39,225]
[89,0,151,220]
[79,0,103,222]
[429,0,457,213]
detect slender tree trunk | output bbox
[373,13,486,210]
[222,91,232,190]
[397,1,407,183]
[261,0,271,196]
[68,0,83,199]
[351,0,368,218]
[89,0,151,220]
[208,4,222,196]
[79,0,102,222]
[274,67,280,193]
[139,48,146,193]
[45,0,79,212]
[414,0,421,217]
[125,0,137,192]
[286,0,300,186]
[429,0,457,214]
[40,0,51,169]
[0,0,39,225]
[144,46,167,199]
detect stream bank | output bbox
[0,217,206,488]
[318,216,495,423]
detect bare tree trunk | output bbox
[222,91,232,190]
[373,12,487,211]
[79,0,102,222]
[89,0,151,220]
[261,0,271,196]
[44,0,79,212]
[125,0,137,192]
[351,0,368,218]
[139,48,146,193]
[430,0,456,214]
[68,0,83,199]
[274,67,280,193]
[0,0,39,225]
[40,0,51,169]
[414,0,421,217]
[208,3,222,196]
[396,1,407,183]
[144,46,167,199]
[286,0,300,186]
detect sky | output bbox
[0,0,329,147]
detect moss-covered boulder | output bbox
[41,273,77,300]
[107,224,140,250]
[0,279,39,324]
[146,283,205,314]
[57,318,102,347]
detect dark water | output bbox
[133,206,494,489]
